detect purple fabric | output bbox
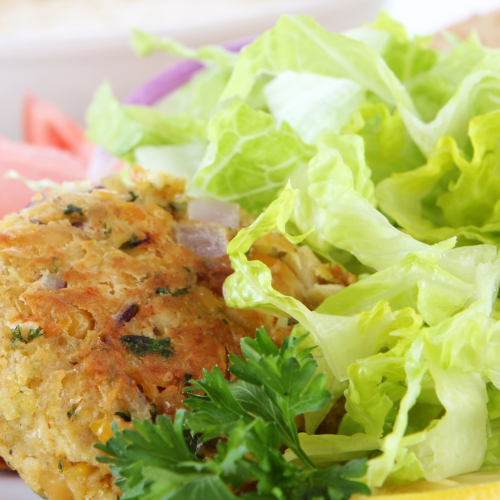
[125,37,253,106]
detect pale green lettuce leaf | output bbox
[376,109,500,246]
[224,186,422,382]
[156,66,232,119]
[407,365,489,481]
[86,84,206,162]
[220,14,500,157]
[345,341,412,439]
[368,12,437,83]
[263,71,365,144]
[343,101,426,185]
[405,34,486,122]
[317,248,474,327]
[220,15,409,109]
[482,383,500,471]
[193,101,315,213]
[284,433,381,467]
[135,142,207,181]
[288,133,380,267]
[224,180,500,488]
[131,29,237,67]
[301,133,428,271]
[365,340,428,486]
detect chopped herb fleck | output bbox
[182,266,191,273]
[121,335,174,359]
[158,204,170,212]
[99,221,112,236]
[10,326,25,345]
[11,325,43,346]
[222,318,229,325]
[115,411,132,422]
[120,233,149,250]
[183,373,192,385]
[150,403,157,423]
[128,191,139,202]
[67,410,73,418]
[155,287,190,297]
[52,257,60,273]
[64,204,83,216]
[58,460,63,473]
[28,328,43,342]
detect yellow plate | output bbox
[352,473,500,500]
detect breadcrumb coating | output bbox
[0,169,354,499]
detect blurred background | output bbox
[2,0,500,140]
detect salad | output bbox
[13,10,500,500]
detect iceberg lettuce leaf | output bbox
[284,433,381,467]
[132,29,237,67]
[86,84,206,161]
[193,102,315,213]
[377,110,500,246]
[263,71,365,145]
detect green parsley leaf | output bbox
[97,329,369,500]
[10,326,26,345]
[120,233,149,250]
[27,328,43,342]
[150,403,157,423]
[186,328,330,468]
[11,325,44,346]
[128,191,139,202]
[121,335,174,359]
[115,412,132,422]
[99,221,112,236]
[155,287,190,297]
[64,204,83,215]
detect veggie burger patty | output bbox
[0,168,352,500]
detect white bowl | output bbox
[0,0,385,141]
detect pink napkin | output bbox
[0,96,93,217]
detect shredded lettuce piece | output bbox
[5,170,60,191]
[297,133,428,271]
[224,182,500,486]
[135,142,207,182]
[86,84,205,162]
[377,109,500,246]
[132,29,237,67]
[220,14,500,158]
[284,433,381,467]
[263,71,365,145]
[193,102,315,213]
[156,66,232,119]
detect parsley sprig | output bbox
[11,325,43,346]
[121,335,174,359]
[96,328,370,499]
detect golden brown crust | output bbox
[0,171,280,500]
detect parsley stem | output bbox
[291,445,316,470]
